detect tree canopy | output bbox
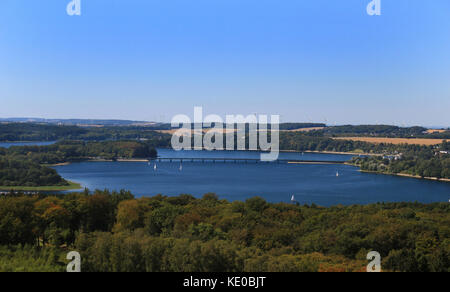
[0,192,448,272]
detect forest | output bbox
[278,132,447,154]
[2,123,448,142]
[0,157,67,187]
[0,191,448,272]
[354,155,450,179]
[0,123,172,143]
[319,125,428,137]
[0,124,448,272]
[352,141,450,179]
[3,140,158,164]
[0,141,158,187]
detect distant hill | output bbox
[321,125,428,137]
[0,118,157,127]
[0,119,326,130]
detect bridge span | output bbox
[152,157,347,165]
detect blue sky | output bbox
[0,0,449,126]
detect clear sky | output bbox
[0,0,449,126]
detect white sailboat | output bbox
[336,171,340,177]
[179,163,183,171]
[154,163,157,171]
[291,195,296,202]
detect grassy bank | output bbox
[346,162,450,183]
[358,169,450,183]
[0,181,82,192]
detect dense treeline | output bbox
[353,153,450,179]
[319,125,429,137]
[278,132,440,154]
[2,123,448,142]
[350,140,450,179]
[306,124,449,139]
[280,133,370,153]
[0,246,63,272]
[0,157,67,187]
[183,131,427,154]
[0,141,158,187]
[2,140,158,165]
[279,123,326,130]
[0,192,448,272]
[441,141,450,151]
[65,126,172,143]
[424,131,450,139]
[0,123,172,143]
[279,133,450,178]
[1,123,444,155]
[0,124,87,141]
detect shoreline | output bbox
[49,150,363,166]
[48,162,71,166]
[287,150,379,156]
[2,141,378,157]
[333,137,445,146]
[31,149,450,184]
[116,158,150,162]
[0,181,82,192]
[288,161,344,165]
[161,147,378,156]
[0,140,55,143]
[85,158,151,163]
[357,169,450,183]
[50,158,153,166]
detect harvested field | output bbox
[157,127,325,135]
[333,137,445,146]
[156,129,237,135]
[426,129,448,134]
[282,127,325,132]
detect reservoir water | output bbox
[0,141,56,148]
[53,149,450,206]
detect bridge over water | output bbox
[152,157,347,165]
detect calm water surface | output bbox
[0,141,56,148]
[53,149,450,206]
[156,148,355,161]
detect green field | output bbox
[0,181,82,192]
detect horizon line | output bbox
[0,117,448,129]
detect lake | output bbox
[53,149,450,206]
[0,141,56,148]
